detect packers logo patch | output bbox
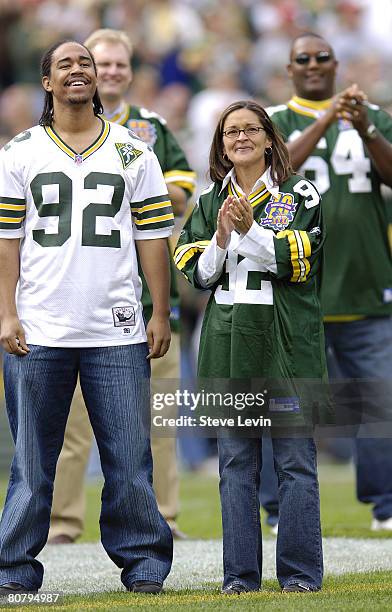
[115,142,143,169]
[259,192,297,231]
[127,119,157,146]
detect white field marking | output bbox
[37,538,392,595]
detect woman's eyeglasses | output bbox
[294,51,332,65]
[223,127,264,139]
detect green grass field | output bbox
[1,572,392,611]
[77,462,392,541]
[1,461,392,540]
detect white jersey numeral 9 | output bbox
[293,179,320,209]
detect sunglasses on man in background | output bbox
[294,51,333,65]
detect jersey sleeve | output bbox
[130,149,175,240]
[173,190,215,288]
[267,105,291,141]
[273,178,324,283]
[373,107,392,144]
[158,124,196,198]
[0,143,26,238]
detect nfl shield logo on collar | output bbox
[74,154,83,165]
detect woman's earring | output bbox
[265,146,273,156]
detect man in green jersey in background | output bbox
[268,32,392,529]
[48,29,196,544]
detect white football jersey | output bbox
[0,120,174,347]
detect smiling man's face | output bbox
[42,42,97,107]
[91,41,132,105]
[288,36,337,101]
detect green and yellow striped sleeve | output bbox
[0,197,26,231]
[276,229,311,282]
[174,240,211,271]
[274,227,322,283]
[131,194,174,231]
[164,169,197,196]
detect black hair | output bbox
[289,32,334,60]
[292,32,325,44]
[39,39,104,126]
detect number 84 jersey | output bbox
[174,172,326,379]
[0,121,174,346]
[268,98,392,318]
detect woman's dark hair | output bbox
[39,39,104,126]
[209,100,293,186]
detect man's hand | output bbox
[335,83,370,134]
[320,94,342,127]
[146,313,171,359]
[0,315,29,355]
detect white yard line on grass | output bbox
[37,538,392,595]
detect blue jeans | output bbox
[325,317,392,520]
[218,435,323,591]
[259,434,279,526]
[0,344,173,590]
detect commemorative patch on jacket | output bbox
[126,119,158,146]
[260,192,298,231]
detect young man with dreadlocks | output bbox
[0,40,174,596]
[48,29,196,546]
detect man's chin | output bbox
[301,79,333,100]
[300,86,329,101]
[68,96,92,106]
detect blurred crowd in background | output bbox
[1,0,392,184]
[0,0,392,470]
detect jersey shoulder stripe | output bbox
[200,182,215,197]
[131,193,174,230]
[138,107,167,125]
[164,169,197,195]
[276,228,312,282]
[174,240,211,270]
[0,196,26,230]
[0,185,26,230]
[266,104,288,116]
